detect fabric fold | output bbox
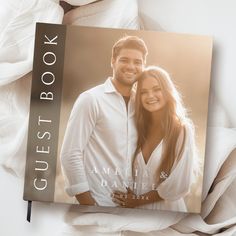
[0,0,63,86]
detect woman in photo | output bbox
[113,66,199,212]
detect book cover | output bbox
[24,22,212,213]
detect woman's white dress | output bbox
[134,127,196,212]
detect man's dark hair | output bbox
[112,35,148,63]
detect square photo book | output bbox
[24,23,213,214]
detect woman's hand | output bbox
[112,188,139,208]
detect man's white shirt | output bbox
[61,77,137,206]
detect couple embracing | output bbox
[61,35,198,212]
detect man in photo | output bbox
[61,35,148,206]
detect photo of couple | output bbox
[55,26,212,213]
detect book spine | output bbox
[24,23,66,202]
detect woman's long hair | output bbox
[133,66,196,183]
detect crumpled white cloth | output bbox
[0,0,63,176]
[62,0,104,6]
[0,0,63,86]
[62,0,140,29]
[0,0,236,235]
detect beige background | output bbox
[54,25,212,212]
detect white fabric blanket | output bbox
[0,0,63,86]
[0,0,63,176]
[0,0,236,235]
